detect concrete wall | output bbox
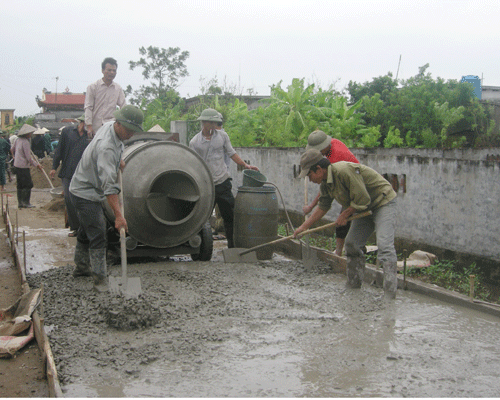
[228,147,500,263]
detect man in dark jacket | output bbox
[50,116,90,236]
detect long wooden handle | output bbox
[118,171,127,282]
[239,210,372,256]
[31,150,54,189]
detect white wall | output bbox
[229,147,500,262]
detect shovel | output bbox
[109,171,142,298]
[223,210,372,263]
[30,150,54,189]
[302,179,318,269]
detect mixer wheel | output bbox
[191,223,213,261]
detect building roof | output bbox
[38,92,85,106]
[482,86,500,91]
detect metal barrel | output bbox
[233,185,279,260]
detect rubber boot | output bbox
[89,248,108,292]
[346,256,365,288]
[23,189,35,208]
[383,262,398,299]
[73,241,91,277]
[17,189,25,208]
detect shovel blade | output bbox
[222,248,259,263]
[302,244,319,270]
[109,276,142,299]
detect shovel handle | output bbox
[118,171,127,282]
[297,210,372,237]
[30,150,54,189]
[239,210,372,256]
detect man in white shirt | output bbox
[189,108,259,248]
[84,57,126,138]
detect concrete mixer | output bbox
[103,140,215,261]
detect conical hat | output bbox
[17,124,37,136]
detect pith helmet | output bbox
[306,130,333,151]
[197,108,223,122]
[114,105,144,132]
[298,149,324,179]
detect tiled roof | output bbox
[40,93,85,105]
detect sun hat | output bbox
[17,124,37,137]
[114,105,144,132]
[298,149,324,178]
[33,127,49,135]
[306,130,333,151]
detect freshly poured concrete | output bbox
[27,243,500,397]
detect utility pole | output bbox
[55,76,59,103]
[395,55,402,81]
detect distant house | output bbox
[34,88,85,137]
[482,86,500,103]
[0,109,15,131]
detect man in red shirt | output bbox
[302,130,359,256]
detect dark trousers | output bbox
[62,177,79,231]
[0,159,6,186]
[214,178,235,248]
[73,195,107,249]
[16,168,33,190]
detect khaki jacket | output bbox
[318,162,397,212]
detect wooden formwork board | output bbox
[2,203,63,397]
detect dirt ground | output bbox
[2,171,500,397]
[0,165,61,398]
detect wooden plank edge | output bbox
[3,205,64,397]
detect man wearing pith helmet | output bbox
[189,108,259,248]
[70,105,144,291]
[293,149,398,299]
[304,130,359,256]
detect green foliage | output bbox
[407,260,493,302]
[5,115,35,134]
[127,46,189,107]
[141,98,184,132]
[350,63,495,148]
[383,126,404,148]
[136,55,497,149]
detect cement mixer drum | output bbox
[109,141,215,250]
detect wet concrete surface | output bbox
[25,240,500,397]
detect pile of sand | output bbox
[30,156,62,189]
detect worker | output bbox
[293,149,398,299]
[0,133,11,191]
[70,105,144,291]
[303,130,360,256]
[11,124,43,208]
[50,115,90,237]
[31,129,47,159]
[84,57,126,138]
[189,108,259,248]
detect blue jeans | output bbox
[345,199,397,265]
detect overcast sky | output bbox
[1,0,499,117]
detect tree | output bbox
[126,46,189,107]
